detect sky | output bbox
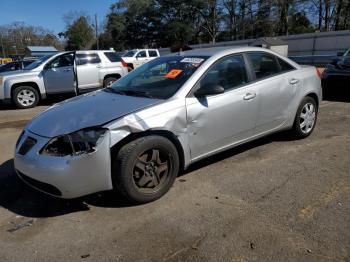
[0,0,116,34]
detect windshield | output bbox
[122,50,137,57]
[105,55,208,99]
[24,55,52,70]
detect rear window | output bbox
[104,52,122,62]
[148,50,158,57]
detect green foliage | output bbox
[65,16,94,51]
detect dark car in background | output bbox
[322,49,350,99]
[0,60,36,73]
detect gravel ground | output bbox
[0,99,349,262]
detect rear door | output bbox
[186,54,259,160]
[147,50,159,60]
[246,52,297,134]
[43,53,75,94]
[76,53,101,89]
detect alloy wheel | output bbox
[17,89,36,107]
[132,148,170,193]
[299,102,316,134]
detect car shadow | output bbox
[0,159,134,218]
[0,95,73,110]
[0,131,294,217]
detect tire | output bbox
[113,135,180,203]
[12,86,39,109]
[291,96,318,138]
[103,77,118,88]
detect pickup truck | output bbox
[322,48,350,98]
[0,50,128,108]
[121,49,160,70]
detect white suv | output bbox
[0,50,129,108]
[121,49,160,70]
[76,50,129,88]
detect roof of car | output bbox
[169,46,268,57]
[27,46,58,52]
[75,50,116,54]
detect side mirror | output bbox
[194,84,224,98]
[337,51,344,56]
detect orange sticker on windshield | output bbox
[165,69,183,78]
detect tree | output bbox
[64,16,94,50]
[195,0,223,44]
[288,11,314,34]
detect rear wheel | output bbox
[12,86,39,109]
[103,77,118,88]
[113,135,179,203]
[291,96,318,138]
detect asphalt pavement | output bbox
[0,99,349,262]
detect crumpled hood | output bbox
[26,90,161,137]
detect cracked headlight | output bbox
[41,127,108,157]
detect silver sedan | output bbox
[14,47,322,203]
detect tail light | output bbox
[316,68,322,78]
[120,59,128,68]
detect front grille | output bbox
[18,137,37,155]
[17,171,62,196]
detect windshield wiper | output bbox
[104,88,126,95]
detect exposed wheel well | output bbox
[306,93,319,108]
[104,74,121,81]
[110,130,185,172]
[11,82,41,99]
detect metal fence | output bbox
[158,30,350,56]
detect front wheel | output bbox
[113,136,179,203]
[291,96,318,138]
[12,86,39,109]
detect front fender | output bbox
[105,98,192,168]
[4,74,46,99]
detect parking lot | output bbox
[0,98,349,261]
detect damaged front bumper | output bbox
[14,130,113,198]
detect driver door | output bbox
[186,54,259,160]
[43,53,75,94]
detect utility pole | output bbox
[95,14,99,50]
[0,33,5,57]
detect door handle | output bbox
[289,78,299,84]
[96,65,102,68]
[63,68,72,72]
[243,93,256,100]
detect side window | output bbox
[247,52,280,80]
[49,54,74,68]
[199,54,249,91]
[148,50,158,57]
[77,53,101,65]
[137,51,147,58]
[278,58,295,72]
[90,53,101,64]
